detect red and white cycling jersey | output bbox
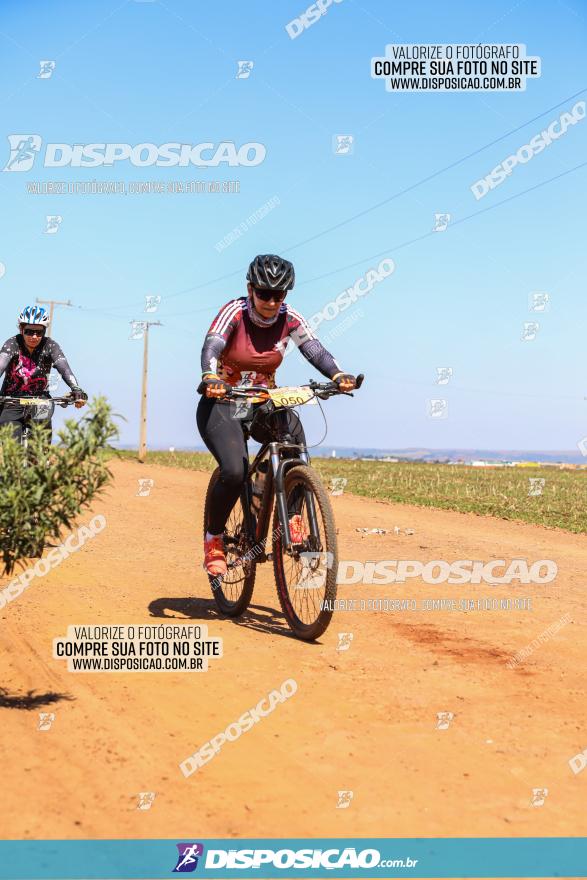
[201,296,340,388]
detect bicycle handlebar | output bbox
[226,373,365,402]
[0,393,77,408]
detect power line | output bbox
[77,85,587,313]
[73,158,586,325]
[296,159,587,287]
[154,158,587,312]
[279,86,587,256]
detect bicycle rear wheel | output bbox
[272,464,338,641]
[203,467,256,617]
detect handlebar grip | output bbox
[355,373,365,389]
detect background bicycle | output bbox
[0,393,78,455]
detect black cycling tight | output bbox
[196,396,305,535]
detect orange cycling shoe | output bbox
[289,514,308,545]
[204,534,227,577]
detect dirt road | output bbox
[1,459,586,843]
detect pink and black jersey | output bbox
[201,297,341,388]
[0,335,79,397]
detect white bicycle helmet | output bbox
[17,305,50,330]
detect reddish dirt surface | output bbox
[1,459,585,875]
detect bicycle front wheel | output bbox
[272,464,338,641]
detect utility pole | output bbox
[35,297,72,336]
[132,320,162,463]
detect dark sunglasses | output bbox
[23,327,46,337]
[253,287,287,303]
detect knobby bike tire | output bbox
[272,464,338,641]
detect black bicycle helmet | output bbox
[246,254,295,291]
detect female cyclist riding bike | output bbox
[197,253,357,578]
[0,305,88,443]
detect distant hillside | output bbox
[310,447,587,465]
[117,444,587,465]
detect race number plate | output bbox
[268,386,315,408]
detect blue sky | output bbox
[0,0,585,451]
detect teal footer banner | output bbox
[0,838,585,879]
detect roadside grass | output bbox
[116,450,587,534]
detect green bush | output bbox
[0,397,118,575]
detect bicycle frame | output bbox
[241,440,316,554]
[228,375,364,557]
[238,435,322,560]
[206,374,363,636]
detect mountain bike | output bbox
[0,394,77,455]
[203,374,364,641]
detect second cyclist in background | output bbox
[0,305,88,444]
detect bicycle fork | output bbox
[270,442,320,553]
